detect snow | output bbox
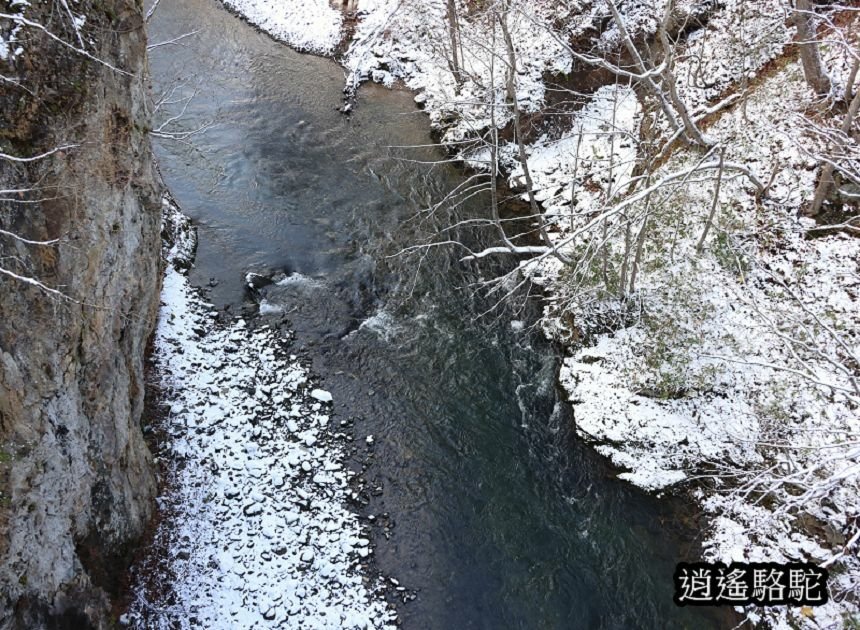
[505,84,642,240]
[160,194,196,268]
[310,388,333,403]
[126,199,396,629]
[0,9,25,61]
[342,0,572,144]
[220,0,343,54]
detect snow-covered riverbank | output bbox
[125,200,396,629]
[220,0,342,54]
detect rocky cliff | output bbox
[0,0,160,626]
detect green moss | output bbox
[712,231,750,277]
[842,613,860,629]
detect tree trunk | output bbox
[808,85,860,215]
[657,0,710,147]
[499,7,569,265]
[845,55,859,105]
[793,0,832,98]
[446,0,463,87]
[488,15,515,253]
[628,196,651,295]
[605,0,681,133]
[696,147,725,253]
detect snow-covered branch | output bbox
[0,13,132,76]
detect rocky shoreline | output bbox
[124,200,397,628]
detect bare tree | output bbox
[446,0,464,87]
[792,0,833,99]
[695,146,725,254]
[792,10,860,216]
[807,83,860,215]
[498,1,570,265]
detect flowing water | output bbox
[147,2,731,627]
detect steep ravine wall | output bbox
[0,0,160,627]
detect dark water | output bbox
[147,2,730,628]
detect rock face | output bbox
[0,0,160,627]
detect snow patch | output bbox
[220,0,343,54]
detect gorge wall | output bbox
[0,0,160,626]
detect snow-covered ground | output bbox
[341,0,572,143]
[125,201,397,629]
[221,0,342,54]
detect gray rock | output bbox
[0,0,160,626]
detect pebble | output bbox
[243,503,263,516]
[310,389,333,403]
[223,486,240,499]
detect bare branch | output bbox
[0,13,132,76]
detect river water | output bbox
[147,2,730,628]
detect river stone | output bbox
[310,389,333,403]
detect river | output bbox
[146,1,730,627]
